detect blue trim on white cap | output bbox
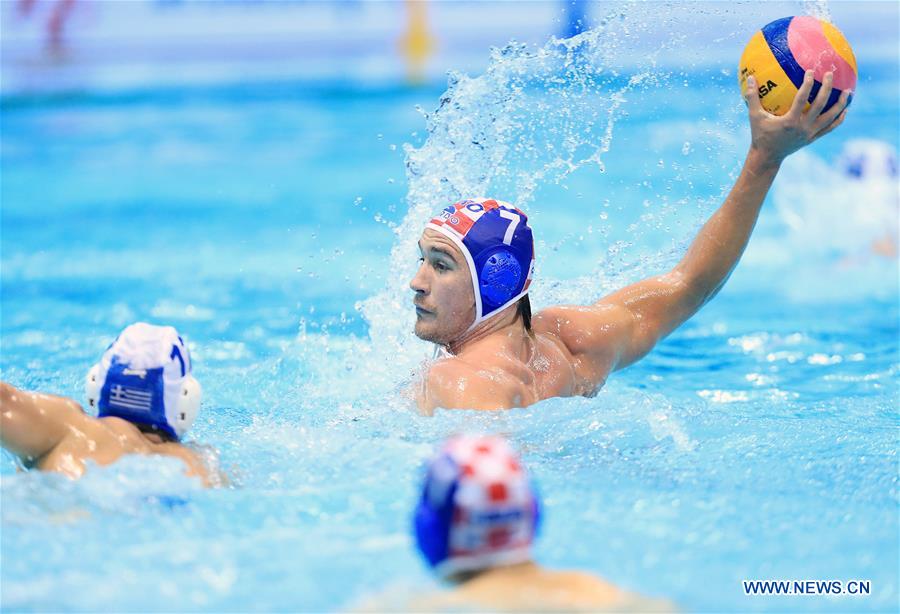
[98,362,176,439]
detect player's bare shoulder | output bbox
[34,414,149,476]
[533,304,634,395]
[153,441,221,487]
[420,355,523,411]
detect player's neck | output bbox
[460,560,541,585]
[141,431,177,447]
[447,306,524,356]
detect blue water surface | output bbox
[2,5,898,613]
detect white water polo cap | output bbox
[837,138,898,180]
[85,322,201,440]
[414,435,542,578]
[427,198,535,331]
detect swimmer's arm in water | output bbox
[540,71,850,385]
[0,381,89,463]
[155,441,228,488]
[419,360,519,411]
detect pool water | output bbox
[2,2,898,612]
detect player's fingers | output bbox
[744,75,764,115]
[788,70,815,117]
[813,109,847,140]
[813,88,851,132]
[807,71,834,119]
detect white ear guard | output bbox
[85,364,103,413]
[172,375,201,438]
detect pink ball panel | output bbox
[787,16,856,91]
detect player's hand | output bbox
[745,69,850,166]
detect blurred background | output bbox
[3,0,897,93]
[4,0,595,92]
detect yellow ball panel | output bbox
[738,31,799,116]
[822,21,858,75]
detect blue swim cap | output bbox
[413,435,541,578]
[84,323,201,440]
[427,198,535,331]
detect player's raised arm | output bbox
[0,381,87,462]
[542,70,850,384]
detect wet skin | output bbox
[0,382,217,486]
[356,561,673,612]
[436,562,673,612]
[411,71,850,412]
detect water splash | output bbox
[360,3,750,372]
[802,0,833,22]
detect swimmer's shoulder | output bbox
[94,416,169,456]
[544,569,676,612]
[533,304,633,389]
[34,414,145,477]
[452,568,626,612]
[46,399,128,448]
[76,422,221,487]
[348,587,468,613]
[544,568,625,599]
[27,394,141,446]
[152,441,222,487]
[423,354,523,411]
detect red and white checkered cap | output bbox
[432,435,538,575]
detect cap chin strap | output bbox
[425,222,528,337]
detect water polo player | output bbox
[0,322,221,486]
[411,70,850,411]
[407,434,669,611]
